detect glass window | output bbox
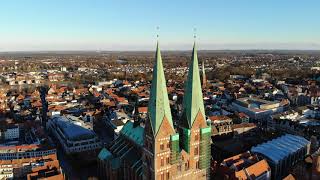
[160,144,164,150]
[166,156,170,164]
[177,165,182,171]
[194,146,199,156]
[195,134,199,141]
[185,161,189,171]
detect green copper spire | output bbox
[181,42,205,128]
[202,59,207,88]
[147,41,174,136]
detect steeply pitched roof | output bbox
[138,107,148,114]
[283,174,296,180]
[147,42,174,136]
[120,121,144,146]
[98,148,112,161]
[181,42,205,128]
[245,159,270,179]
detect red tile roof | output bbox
[209,115,231,122]
[238,112,249,118]
[138,107,148,114]
[244,159,270,179]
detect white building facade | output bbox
[47,115,102,154]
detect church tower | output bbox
[179,42,211,179]
[143,41,211,180]
[143,42,180,180]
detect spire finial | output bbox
[193,27,197,40]
[156,26,160,40]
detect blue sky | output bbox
[0,0,319,51]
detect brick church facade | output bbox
[98,42,211,180]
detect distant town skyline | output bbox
[0,0,319,51]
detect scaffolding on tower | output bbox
[199,126,211,174]
[170,133,180,164]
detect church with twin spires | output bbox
[98,41,211,180]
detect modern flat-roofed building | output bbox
[232,97,286,121]
[47,115,102,154]
[251,134,310,179]
[0,124,20,141]
[4,125,20,140]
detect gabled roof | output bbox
[245,159,270,179]
[147,42,174,136]
[235,159,270,180]
[138,107,148,114]
[238,112,249,118]
[181,42,205,128]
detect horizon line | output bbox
[1,48,320,53]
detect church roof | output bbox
[147,42,174,136]
[120,121,144,146]
[181,42,205,128]
[98,148,112,161]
